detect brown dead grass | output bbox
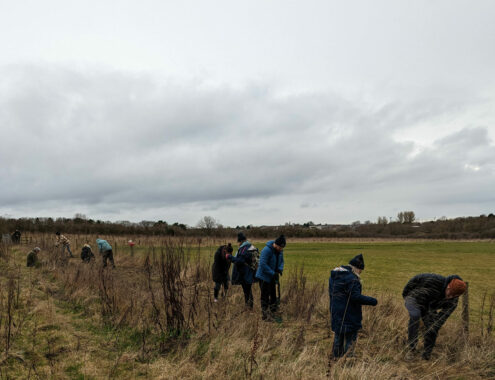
[0,237,494,379]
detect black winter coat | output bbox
[403,273,461,310]
[402,273,462,331]
[329,265,377,333]
[81,246,94,262]
[212,246,231,283]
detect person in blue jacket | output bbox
[96,238,115,268]
[328,254,377,358]
[228,232,258,309]
[255,235,285,321]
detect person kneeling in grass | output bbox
[329,254,378,359]
[403,273,466,360]
[27,247,41,268]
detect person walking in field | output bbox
[228,232,259,309]
[55,232,74,257]
[26,247,41,267]
[81,243,95,263]
[402,273,467,360]
[212,243,233,302]
[96,238,115,268]
[255,235,286,321]
[328,254,378,359]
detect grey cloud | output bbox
[1,64,494,224]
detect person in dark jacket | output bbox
[255,235,285,321]
[11,230,21,244]
[403,273,467,360]
[228,232,258,309]
[212,244,233,302]
[26,247,41,267]
[329,254,377,358]
[81,244,95,263]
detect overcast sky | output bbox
[1,0,494,226]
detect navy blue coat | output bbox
[329,265,377,333]
[255,240,284,283]
[231,241,256,285]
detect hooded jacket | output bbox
[329,265,377,333]
[255,240,284,283]
[96,239,112,253]
[231,241,256,285]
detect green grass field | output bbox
[90,237,495,313]
[2,238,494,379]
[277,240,495,317]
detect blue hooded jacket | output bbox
[328,265,377,333]
[231,241,257,285]
[96,239,112,253]
[255,240,284,283]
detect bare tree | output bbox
[196,216,218,235]
[397,211,415,224]
[403,211,416,224]
[377,216,388,225]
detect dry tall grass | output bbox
[0,237,494,379]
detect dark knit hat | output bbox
[274,235,286,248]
[237,232,247,243]
[349,254,365,270]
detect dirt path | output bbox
[0,253,152,380]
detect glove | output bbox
[225,254,231,260]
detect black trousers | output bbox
[332,330,358,358]
[241,283,253,308]
[259,280,277,318]
[214,280,229,299]
[102,249,115,268]
[405,297,439,358]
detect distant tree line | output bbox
[1,211,495,240]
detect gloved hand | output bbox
[225,254,231,260]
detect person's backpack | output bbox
[246,244,260,272]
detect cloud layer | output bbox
[1,65,494,225]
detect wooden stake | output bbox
[462,281,469,337]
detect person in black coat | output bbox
[328,254,377,358]
[81,244,95,263]
[212,244,233,302]
[11,230,21,244]
[403,273,467,360]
